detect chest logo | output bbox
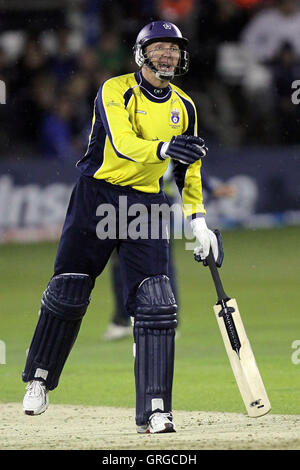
[171,109,180,124]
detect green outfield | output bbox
[1,226,299,416]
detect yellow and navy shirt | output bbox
[77,71,205,218]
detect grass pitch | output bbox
[0,226,299,415]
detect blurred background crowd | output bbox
[1,0,300,161]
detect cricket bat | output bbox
[205,249,271,418]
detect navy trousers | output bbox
[110,232,179,325]
[54,175,170,315]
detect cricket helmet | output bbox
[134,20,189,80]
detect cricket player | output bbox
[22,21,223,434]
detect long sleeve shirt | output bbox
[77,70,205,218]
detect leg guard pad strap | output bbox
[134,314,177,329]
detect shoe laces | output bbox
[150,411,173,424]
[26,380,45,396]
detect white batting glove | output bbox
[190,217,219,262]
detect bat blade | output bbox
[214,298,271,418]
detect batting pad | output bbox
[133,275,177,426]
[22,273,92,390]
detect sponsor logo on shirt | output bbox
[106,100,121,107]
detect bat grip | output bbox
[206,249,230,303]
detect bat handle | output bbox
[206,249,230,304]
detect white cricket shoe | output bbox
[137,412,176,434]
[102,322,132,341]
[23,380,49,416]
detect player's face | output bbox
[145,41,180,75]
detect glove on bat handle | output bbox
[206,249,230,304]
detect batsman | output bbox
[22,21,223,434]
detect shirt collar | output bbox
[134,71,172,103]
